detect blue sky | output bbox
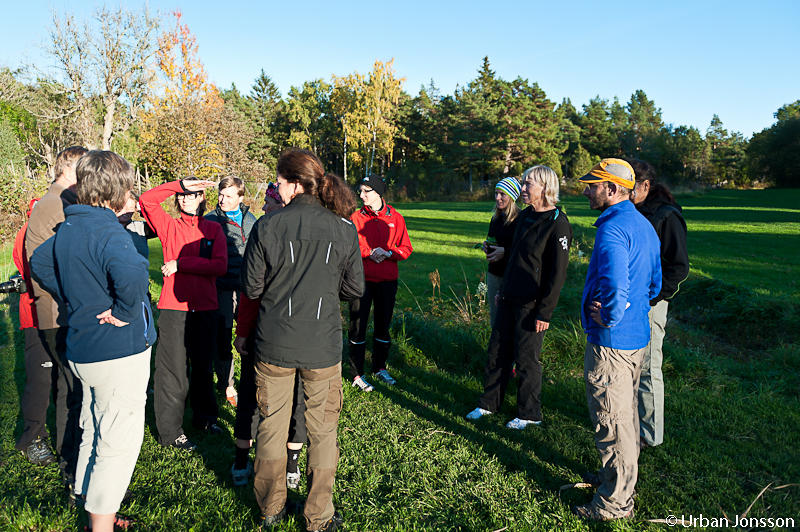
[1,0,797,138]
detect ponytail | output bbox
[277,148,357,218]
[319,172,357,218]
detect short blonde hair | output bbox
[521,165,559,206]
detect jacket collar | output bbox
[214,203,250,217]
[594,199,634,227]
[289,193,321,207]
[64,204,118,222]
[361,200,390,217]
[179,210,201,226]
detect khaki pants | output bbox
[584,342,644,518]
[639,300,668,446]
[69,348,151,515]
[253,361,343,530]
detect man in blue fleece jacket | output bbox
[572,158,661,522]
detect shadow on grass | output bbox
[367,345,589,492]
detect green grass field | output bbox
[1,189,798,531]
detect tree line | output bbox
[1,6,798,236]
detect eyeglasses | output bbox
[177,192,202,199]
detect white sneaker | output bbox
[286,469,301,489]
[352,375,374,392]
[465,407,493,420]
[505,417,542,429]
[374,369,396,385]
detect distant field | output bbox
[395,188,800,305]
[1,189,798,530]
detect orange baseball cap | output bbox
[579,158,635,189]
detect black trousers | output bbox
[214,321,234,390]
[347,280,398,379]
[479,300,545,421]
[16,328,52,450]
[154,310,218,444]
[36,327,82,475]
[233,340,306,444]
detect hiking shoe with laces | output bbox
[572,503,634,521]
[261,505,287,528]
[352,375,374,392]
[465,407,493,420]
[231,461,253,487]
[374,369,396,385]
[505,417,542,430]
[23,436,56,466]
[308,511,343,532]
[168,433,197,451]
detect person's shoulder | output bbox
[386,203,405,219]
[552,208,571,229]
[204,210,223,223]
[30,189,62,216]
[200,216,225,234]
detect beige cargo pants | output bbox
[253,361,343,530]
[584,342,644,518]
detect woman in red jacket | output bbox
[347,175,413,390]
[140,179,227,450]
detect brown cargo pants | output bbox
[584,342,644,518]
[253,361,343,530]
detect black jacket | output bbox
[636,198,689,304]
[205,204,257,291]
[500,206,572,322]
[241,194,364,369]
[486,211,518,277]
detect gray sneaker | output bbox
[374,369,396,385]
[352,375,374,392]
[231,461,253,487]
[168,433,197,451]
[286,468,301,490]
[23,437,56,466]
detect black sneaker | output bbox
[168,433,197,451]
[309,511,343,532]
[23,437,56,466]
[195,421,224,435]
[581,470,602,487]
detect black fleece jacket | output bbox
[636,197,689,304]
[500,206,572,322]
[205,204,257,291]
[240,194,364,369]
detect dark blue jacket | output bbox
[30,205,156,363]
[581,200,661,350]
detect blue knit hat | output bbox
[495,177,521,201]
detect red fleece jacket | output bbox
[14,221,37,329]
[140,181,227,312]
[351,202,412,283]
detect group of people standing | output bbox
[12,146,411,532]
[10,144,687,527]
[467,158,688,521]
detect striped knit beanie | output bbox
[495,177,521,201]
